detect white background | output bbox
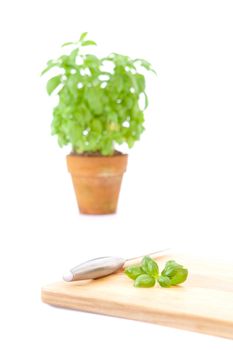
[0,0,233,349]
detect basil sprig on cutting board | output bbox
[124,256,188,288]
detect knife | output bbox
[63,248,169,282]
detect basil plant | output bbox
[41,32,156,155]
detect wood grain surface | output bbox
[41,254,233,339]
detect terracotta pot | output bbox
[66,153,128,214]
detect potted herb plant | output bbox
[41,32,156,214]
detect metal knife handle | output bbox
[63,256,126,282]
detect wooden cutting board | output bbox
[41,254,233,339]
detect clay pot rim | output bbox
[68,152,128,159]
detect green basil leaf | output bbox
[127,137,135,148]
[91,119,103,132]
[101,138,114,155]
[61,41,74,47]
[134,74,145,93]
[82,40,97,47]
[158,275,171,288]
[85,87,103,115]
[84,54,100,68]
[46,75,62,95]
[134,58,156,74]
[141,256,159,278]
[67,121,83,145]
[170,268,188,285]
[124,266,144,280]
[79,32,88,42]
[143,92,149,109]
[41,60,58,76]
[161,260,183,277]
[134,274,155,288]
[68,48,79,65]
